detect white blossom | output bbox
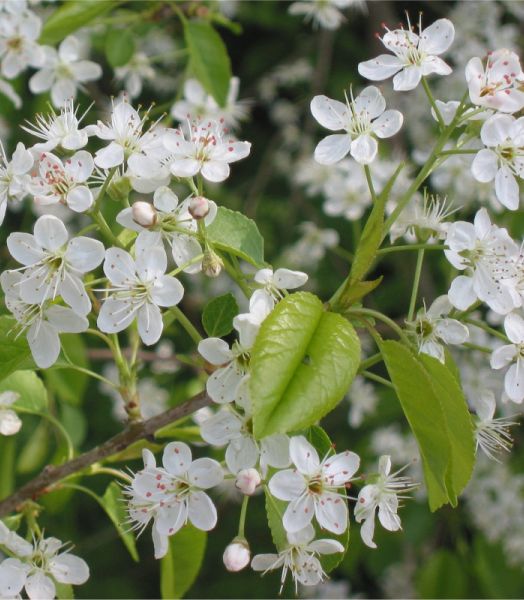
[0,11,44,79]
[0,142,33,225]
[472,390,517,460]
[490,312,524,403]
[288,0,362,30]
[0,390,21,436]
[250,267,308,314]
[115,52,156,99]
[358,17,454,91]
[268,435,359,534]
[311,86,403,165]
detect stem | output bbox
[238,495,249,539]
[438,149,478,156]
[347,307,410,345]
[88,465,132,483]
[0,391,212,518]
[170,306,203,344]
[221,255,251,298]
[86,328,115,351]
[358,352,382,372]
[93,167,117,212]
[361,371,394,389]
[407,249,425,322]
[363,164,377,202]
[168,254,204,277]
[91,209,125,249]
[462,318,509,343]
[376,243,446,255]
[421,76,444,128]
[48,364,117,389]
[463,342,492,354]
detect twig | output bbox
[0,392,212,518]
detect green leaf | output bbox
[183,20,232,107]
[101,482,139,562]
[381,340,475,511]
[206,207,264,266]
[0,437,15,500]
[0,317,35,383]
[44,334,88,406]
[417,550,469,599]
[0,370,48,413]
[40,0,121,45]
[160,525,207,599]
[17,421,49,475]
[54,583,74,600]
[250,292,360,439]
[105,29,135,68]
[202,293,239,337]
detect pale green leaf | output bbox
[0,370,48,413]
[251,292,360,439]
[105,29,135,68]
[202,293,238,337]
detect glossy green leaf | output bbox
[40,1,121,45]
[160,525,207,599]
[250,292,360,439]
[206,207,264,266]
[183,20,232,107]
[102,482,139,562]
[381,340,475,511]
[0,370,48,413]
[202,293,239,337]
[0,317,35,383]
[105,29,135,68]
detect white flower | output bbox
[0,390,21,435]
[29,36,102,108]
[358,17,454,91]
[115,52,155,99]
[0,142,33,225]
[465,49,524,114]
[163,119,251,183]
[444,208,520,314]
[126,445,223,559]
[288,0,362,30]
[97,234,184,345]
[200,408,290,474]
[268,435,360,534]
[409,295,469,363]
[29,151,95,212]
[471,114,524,210]
[490,312,524,403]
[0,529,89,600]
[116,186,217,274]
[0,12,44,78]
[1,270,89,368]
[22,100,91,152]
[171,77,249,129]
[311,86,403,165]
[92,100,162,170]
[223,540,251,572]
[251,524,344,592]
[250,267,308,314]
[354,455,414,549]
[472,390,517,460]
[389,193,454,243]
[6,215,104,315]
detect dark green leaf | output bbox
[102,482,139,562]
[417,550,469,598]
[250,292,360,439]
[105,29,135,68]
[206,207,264,266]
[160,525,207,599]
[202,293,239,337]
[381,340,475,511]
[0,317,35,383]
[183,20,232,107]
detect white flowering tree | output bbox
[0,1,522,598]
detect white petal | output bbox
[259,434,290,470]
[67,186,93,212]
[188,491,217,530]
[206,363,244,404]
[163,441,192,476]
[34,214,68,251]
[103,248,136,285]
[448,275,477,310]
[272,268,308,290]
[97,298,136,333]
[358,54,402,81]
[225,436,258,473]
[198,338,233,365]
[350,134,378,165]
[200,410,242,445]
[495,166,519,210]
[481,114,514,147]
[50,553,89,585]
[66,236,105,272]
[201,160,230,183]
[25,572,55,600]
[504,312,524,344]
[282,494,315,533]
[314,134,351,165]
[504,362,524,403]
[322,451,360,486]
[268,469,305,501]
[371,109,403,139]
[490,344,518,369]
[153,186,179,212]
[137,302,163,345]
[94,142,124,168]
[421,55,452,76]
[0,409,22,435]
[27,320,61,368]
[171,233,203,274]
[0,558,27,597]
[170,158,201,178]
[251,553,282,572]
[378,495,401,531]
[354,86,385,119]
[7,233,45,265]
[308,539,344,555]
[435,319,469,345]
[418,18,455,55]
[315,491,348,533]
[45,305,88,333]
[392,66,422,91]
[188,457,224,488]
[310,95,348,131]
[152,527,169,559]
[60,273,91,316]
[290,436,320,474]
[150,275,184,307]
[360,514,377,548]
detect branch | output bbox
[0,391,211,518]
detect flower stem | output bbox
[363,164,377,202]
[170,306,203,344]
[407,248,425,322]
[376,243,446,255]
[347,307,410,345]
[462,318,509,343]
[421,76,444,128]
[361,370,394,389]
[238,495,249,539]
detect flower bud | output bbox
[235,468,261,496]
[107,175,132,202]
[223,539,250,572]
[202,249,223,278]
[131,201,158,228]
[189,196,210,220]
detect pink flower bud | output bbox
[189,196,210,219]
[131,201,157,227]
[223,539,250,572]
[235,468,261,496]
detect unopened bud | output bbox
[202,250,223,278]
[189,196,210,220]
[107,175,132,202]
[223,539,250,572]
[132,201,157,228]
[235,468,261,496]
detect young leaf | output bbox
[381,340,475,511]
[250,292,360,439]
[183,20,232,107]
[202,293,239,337]
[40,1,121,45]
[0,370,48,413]
[105,29,135,68]
[160,525,207,599]
[101,482,139,562]
[206,207,265,266]
[0,316,35,383]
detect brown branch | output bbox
[0,391,212,518]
